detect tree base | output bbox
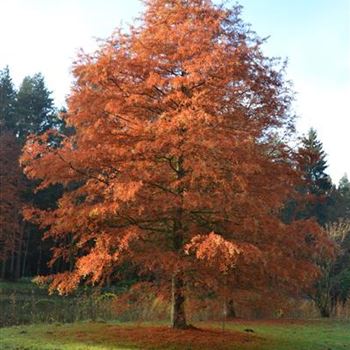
[170,323,198,330]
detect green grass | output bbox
[213,319,350,350]
[0,319,349,350]
[0,322,134,350]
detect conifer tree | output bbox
[0,68,61,279]
[299,128,332,195]
[296,128,333,224]
[0,66,16,130]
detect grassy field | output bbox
[0,319,349,350]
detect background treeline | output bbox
[0,66,349,318]
[0,66,64,280]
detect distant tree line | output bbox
[0,66,64,279]
[283,128,350,316]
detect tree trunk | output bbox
[15,247,22,280]
[315,295,331,318]
[170,156,188,329]
[227,298,237,319]
[15,223,25,280]
[1,258,6,279]
[320,305,331,318]
[22,231,30,277]
[9,248,15,279]
[171,272,187,329]
[37,242,42,275]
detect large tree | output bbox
[22,0,331,328]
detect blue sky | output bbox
[1,0,349,183]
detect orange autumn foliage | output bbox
[21,0,332,327]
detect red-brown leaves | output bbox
[51,323,260,350]
[21,0,332,317]
[185,232,242,272]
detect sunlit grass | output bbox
[208,319,350,350]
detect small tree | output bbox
[22,0,331,328]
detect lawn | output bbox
[0,319,349,350]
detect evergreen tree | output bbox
[299,128,332,195]
[326,174,350,223]
[337,175,350,219]
[15,73,58,142]
[0,66,16,130]
[14,74,64,278]
[0,68,63,280]
[297,128,333,224]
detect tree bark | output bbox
[15,223,25,280]
[170,155,188,329]
[320,305,331,318]
[1,258,6,279]
[15,247,22,280]
[227,298,237,319]
[171,271,187,329]
[37,241,42,275]
[9,248,15,279]
[22,231,30,277]
[170,207,188,329]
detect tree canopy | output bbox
[15,73,58,142]
[21,0,332,328]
